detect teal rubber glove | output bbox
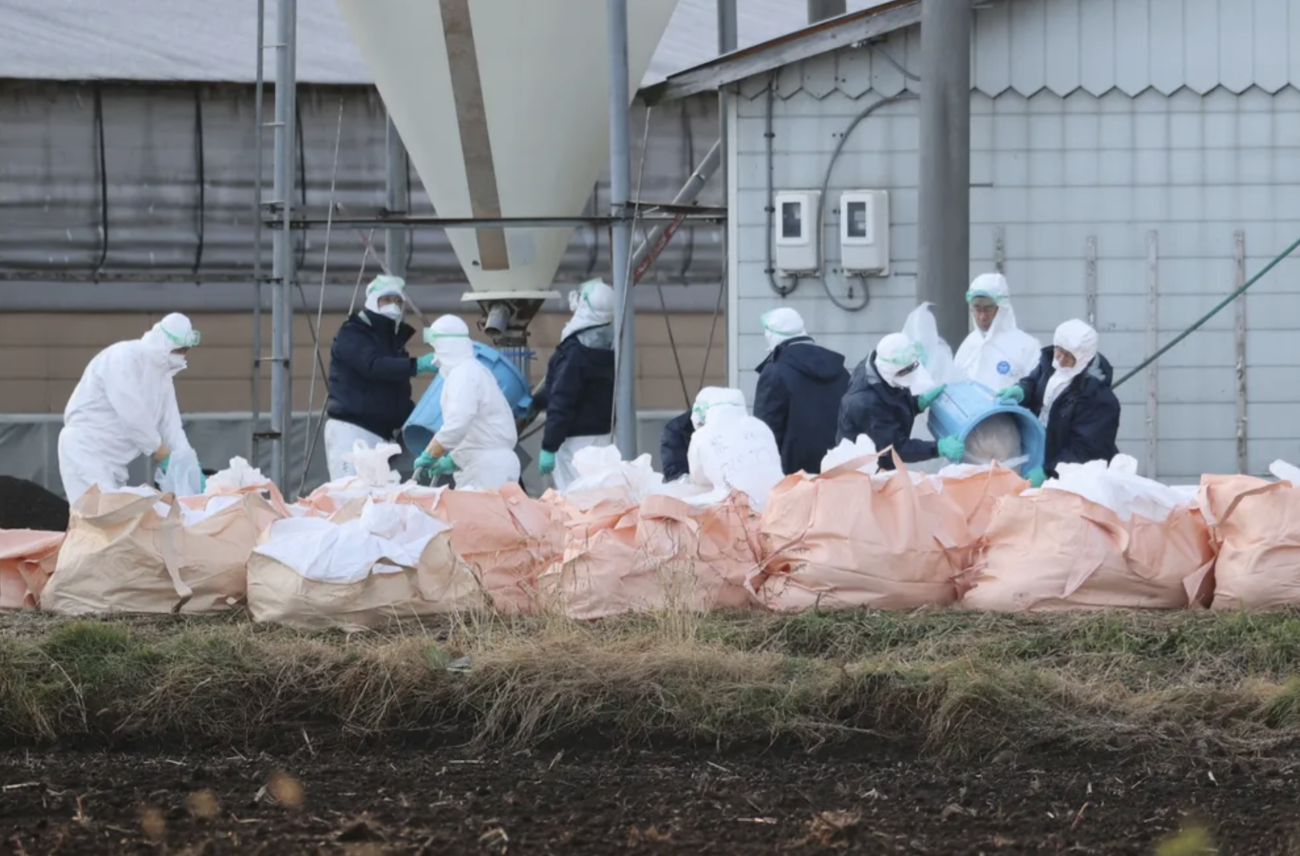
[1026,466,1046,488]
[937,435,965,463]
[198,471,207,493]
[538,450,557,476]
[416,353,439,375]
[158,454,171,475]
[917,384,947,412]
[431,455,457,477]
[996,385,1025,404]
[413,450,437,485]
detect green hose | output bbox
[1114,234,1300,388]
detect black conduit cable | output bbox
[764,73,795,297]
[92,86,109,280]
[295,104,307,272]
[193,89,207,277]
[404,153,415,272]
[814,92,918,313]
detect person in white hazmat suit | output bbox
[686,386,785,512]
[58,313,203,504]
[535,279,616,490]
[953,273,1042,392]
[411,315,521,491]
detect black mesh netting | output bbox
[0,476,70,531]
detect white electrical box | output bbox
[773,190,821,275]
[839,190,890,276]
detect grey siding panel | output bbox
[735,43,1300,478]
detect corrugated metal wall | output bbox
[0,82,724,307]
[731,0,1300,481]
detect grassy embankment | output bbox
[3,608,1300,758]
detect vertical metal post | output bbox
[385,113,410,280]
[1145,230,1159,480]
[807,0,847,23]
[1234,231,1248,474]
[1084,235,1097,327]
[917,0,972,346]
[717,0,737,216]
[251,0,266,461]
[270,0,298,490]
[608,0,637,458]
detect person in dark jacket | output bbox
[659,410,694,481]
[536,280,617,489]
[996,318,1120,487]
[753,307,850,474]
[836,332,963,471]
[324,275,437,480]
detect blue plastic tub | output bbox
[402,342,533,452]
[926,380,1045,476]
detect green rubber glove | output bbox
[996,385,1025,404]
[413,450,437,485]
[917,384,947,412]
[1026,466,1047,488]
[538,450,557,476]
[416,353,439,375]
[158,454,171,475]
[937,435,965,463]
[432,455,457,477]
[198,471,207,493]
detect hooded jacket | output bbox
[659,410,694,481]
[836,352,937,470]
[327,309,417,441]
[538,324,616,454]
[1017,347,1121,476]
[753,337,850,475]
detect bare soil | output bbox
[4,743,1299,854]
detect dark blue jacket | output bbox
[539,326,615,454]
[327,310,417,441]
[1017,347,1121,477]
[754,337,850,475]
[660,411,694,481]
[836,352,937,470]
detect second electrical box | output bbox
[773,190,821,275]
[839,190,890,276]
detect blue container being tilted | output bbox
[926,380,1045,477]
[402,342,534,452]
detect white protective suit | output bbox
[324,275,409,481]
[58,313,199,504]
[1041,319,1099,428]
[686,386,785,512]
[954,273,1042,392]
[552,279,617,490]
[427,315,521,491]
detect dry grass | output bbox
[4,608,1300,759]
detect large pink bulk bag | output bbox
[1199,474,1300,610]
[750,452,969,611]
[0,529,65,610]
[962,490,1214,611]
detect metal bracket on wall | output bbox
[1084,235,1097,328]
[1145,230,1159,480]
[1234,231,1248,474]
[993,226,1004,274]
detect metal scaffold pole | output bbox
[270,0,298,490]
[608,0,637,458]
[917,0,972,346]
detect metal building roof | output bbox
[0,0,888,87]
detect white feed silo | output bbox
[334,0,680,340]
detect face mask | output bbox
[377,303,403,321]
[167,354,188,373]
